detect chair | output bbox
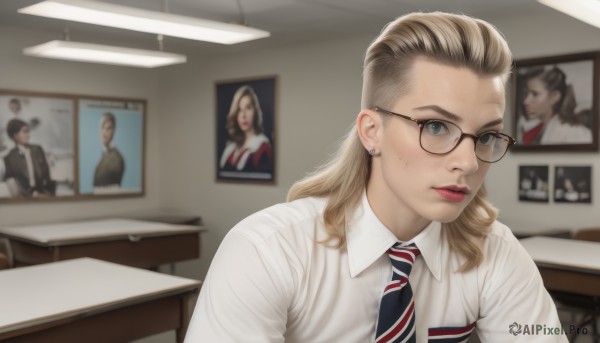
[552,228,600,343]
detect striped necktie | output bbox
[375,242,421,343]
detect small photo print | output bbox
[78,98,144,196]
[216,76,276,183]
[554,166,592,203]
[0,93,75,200]
[519,165,550,202]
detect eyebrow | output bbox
[413,105,504,130]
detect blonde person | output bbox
[186,12,566,342]
[219,85,273,173]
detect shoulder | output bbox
[229,196,327,245]
[29,144,45,153]
[220,141,237,157]
[479,220,538,281]
[5,148,19,158]
[107,148,124,161]
[247,134,271,150]
[481,221,522,258]
[545,117,592,141]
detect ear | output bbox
[356,109,383,154]
[549,90,561,106]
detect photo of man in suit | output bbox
[3,118,55,197]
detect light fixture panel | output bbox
[24,40,187,68]
[18,0,270,44]
[537,0,600,29]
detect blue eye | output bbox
[478,132,498,146]
[423,121,450,135]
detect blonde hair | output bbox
[287,12,513,271]
[226,85,264,147]
[101,112,116,129]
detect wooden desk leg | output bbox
[177,292,193,343]
[52,246,60,261]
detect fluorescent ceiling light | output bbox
[24,40,187,68]
[18,0,270,44]
[537,0,600,29]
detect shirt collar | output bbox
[345,191,443,281]
[102,143,115,154]
[16,144,29,154]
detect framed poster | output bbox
[0,90,75,201]
[518,165,549,202]
[77,97,145,197]
[215,76,276,183]
[512,51,599,152]
[554,166,592,204]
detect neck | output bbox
[540,111,555,125]
[243,131,257,146]
[366,177,431,242]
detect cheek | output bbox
[382,137,430,181]
[472,163,491,188]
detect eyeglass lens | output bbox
[420,120,510,162]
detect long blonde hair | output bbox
[287,12,513,271]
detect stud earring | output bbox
[369,149,376,156]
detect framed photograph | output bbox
[215,76,276,183]
[512,52,600,152]
[0,90,76,201]
[554,166,592,204]
[518,165,549,202]
[77,97,145,197]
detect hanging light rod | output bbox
[24,40,187,68]
[18,0,270,45]
[537,0,600,29]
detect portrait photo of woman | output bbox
[216,77,276,182]
[513,54,597,151]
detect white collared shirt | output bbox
[185,193,567,342]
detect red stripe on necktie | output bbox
[376,301,415,343]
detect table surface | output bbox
[0,218,206,245]
[519,236,600,272]
[0,257,201,334]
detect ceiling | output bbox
[0,0,545,56]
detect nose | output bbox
[446,136,479,175]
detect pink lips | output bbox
[434,185,470,203]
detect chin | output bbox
[424,204,467,224]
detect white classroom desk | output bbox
[519,236,600,296]
[0,218,207,269]
[0,258,201,342]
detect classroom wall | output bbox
[0,26,163,225]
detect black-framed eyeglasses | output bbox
[373,106,516,163]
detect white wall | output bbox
[0,26,163,225]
